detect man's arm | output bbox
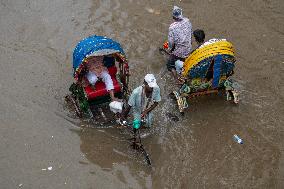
[121,88,136,120]
[121,105,132,120]
[142,87,161,117]
[141,102,159,118]
[168,27,175,52]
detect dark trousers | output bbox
[166,54,185,71]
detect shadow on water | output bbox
[71,128,127,169]
[69,125,160,188]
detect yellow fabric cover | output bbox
[182,41,235,77]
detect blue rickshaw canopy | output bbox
[73,35,125,75]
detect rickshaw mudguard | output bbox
[172,91,188,113]
[68,83,90,117]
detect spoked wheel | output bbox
[131,141,152,166]
[131,130,152,166]
[65,94,83,118]
[140,146,152,166]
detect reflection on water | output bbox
[73,127,155,188]
[77,128,127,168]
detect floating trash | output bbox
[145,7,154,13]
[233,134,243,144]
[42,166,53,171]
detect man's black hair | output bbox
[193,29,205,43]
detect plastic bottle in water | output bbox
[233,134,243,144]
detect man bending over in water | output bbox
[193,29,227,51]
[121,74,161,128]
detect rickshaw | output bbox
[65,35,152,165]
[66,35,129,120]
[161,40,239,114]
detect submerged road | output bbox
[0,0,283,188]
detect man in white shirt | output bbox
[121,74,161,128]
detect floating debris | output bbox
[166,112,179,122]
[233,134,243,144]
[145,7,155,13]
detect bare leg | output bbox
[171,68,183,85]
[171,68,178,80]
[109,90,120,101]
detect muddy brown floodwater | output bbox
[0,0,284,188]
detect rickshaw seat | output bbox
[84,66,121,100]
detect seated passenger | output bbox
[85,56,119,101]
[192,29,228,83]
[192,29,205,50]
[193,29,227,51]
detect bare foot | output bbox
[176,80,184,85]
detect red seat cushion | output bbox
[107,66,117,77]
[84,66,121,100]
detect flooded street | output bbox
[1,0,284,188]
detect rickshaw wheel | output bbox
[65,94,83,118]
[168,92,176,100]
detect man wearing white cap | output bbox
[121,74,161,127]
[167,6,192,81]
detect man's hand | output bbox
[141,102,159,118]
[120,105,132,121]
[141,110,149,118]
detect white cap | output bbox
[144,74,158,88]
[172,6,183,19]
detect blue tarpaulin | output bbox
[212,55,222,88]
[73,35,125,74]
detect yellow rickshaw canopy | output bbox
[182,41,235,77]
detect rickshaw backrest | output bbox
[107,66,117,77]
[103,56,115,68]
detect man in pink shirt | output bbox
[167,6,192,81]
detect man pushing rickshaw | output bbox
[160,6,240,113]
